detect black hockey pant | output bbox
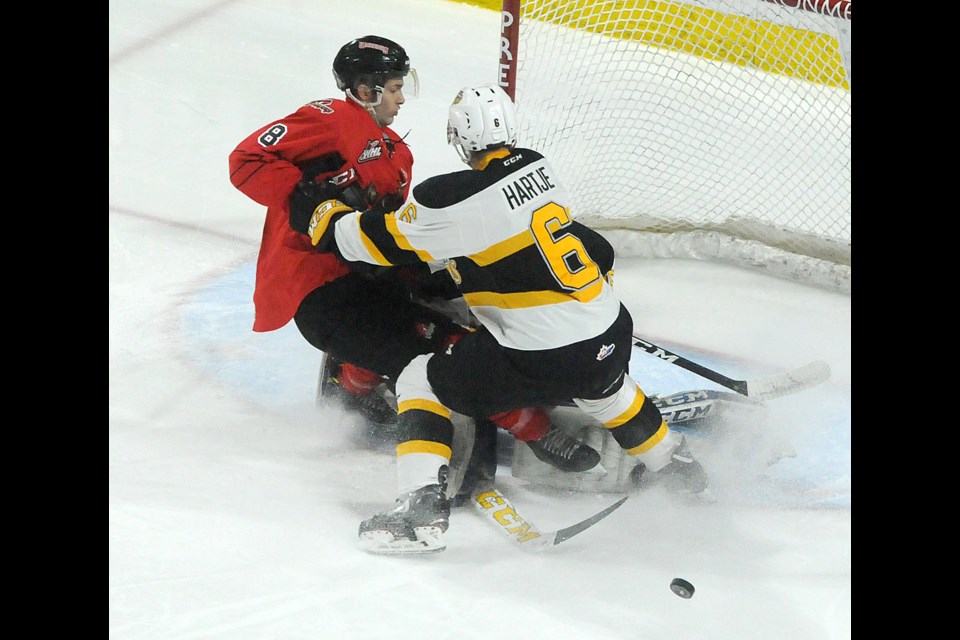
[426,303,635,420]
[294,270,465,381]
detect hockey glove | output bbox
[306,199,353,250]
[291,177,383,232]
[289,178,339,235]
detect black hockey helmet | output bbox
[332,36,415,96]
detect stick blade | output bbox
[747,360,831,401]
[473,488,627,552]
[552,496,628,544]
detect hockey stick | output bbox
[632,335,831,402]
[472,486,627,552]
[652,389,765,425]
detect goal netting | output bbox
[499,0,851,292]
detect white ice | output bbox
[109,1,851,638]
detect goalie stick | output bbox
[652,388,764,425]
[632,335,831,402]
[472,486,627,552]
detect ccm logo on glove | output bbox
[308,200,353,246]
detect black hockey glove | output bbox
[289,179,329,235]
[289,177,369,236]
[372,190,405,215]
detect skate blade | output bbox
[358,526,446,555]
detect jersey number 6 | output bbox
[530,202,601,291]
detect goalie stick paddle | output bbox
[472,487,627,552]
[632,335,831,402]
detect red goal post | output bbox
[498,0,851,292]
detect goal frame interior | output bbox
[497,0,852,293]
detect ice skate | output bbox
[527,427,601,473]
[631,435,709,494]
[319,355,398,428]
[359,472,451,555]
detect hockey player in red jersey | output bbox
[229,37,600,478]
[305,83,710,554]
[229,35,442,426]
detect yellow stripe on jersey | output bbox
[570,279,603,302]
[469,231,535,266]
[625,421,669,455]
[474,148,512,170]
[385,214,436,262]
[396,439,453,459]
[463,279,604,309]
[397,398,452,419]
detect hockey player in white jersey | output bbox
[305,83,709,554]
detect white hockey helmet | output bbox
[447,83,518,164]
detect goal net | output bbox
[499,0,851,292]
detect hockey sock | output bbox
[338,362,383,396]
[489,407,550,442]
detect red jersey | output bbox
[229,98,414,332]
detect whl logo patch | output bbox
[596,343,615,361]
[357,140,383,163]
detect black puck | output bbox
[670,578,695,599]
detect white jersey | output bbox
[332,148,620,351]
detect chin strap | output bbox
[346,88,385,126]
